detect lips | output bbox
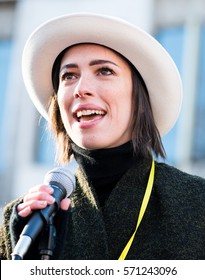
[72,105,106,123]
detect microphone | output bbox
[11,167,76,260]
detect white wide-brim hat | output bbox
[22,13,182,136]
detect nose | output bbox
[73,77,93,99]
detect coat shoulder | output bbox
[155,161,205,185]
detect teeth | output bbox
[76,110,105,118]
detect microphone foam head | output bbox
[44,167,76,196]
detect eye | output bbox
[60,72,77,81]
[98,67,114,76]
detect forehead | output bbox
[61,43,130,66]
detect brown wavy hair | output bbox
[48,44,165,163]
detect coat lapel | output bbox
[69,169,109,259]
[65,157,152,259]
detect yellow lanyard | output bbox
[118,158,155,260]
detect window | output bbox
[34,118,55,164]
[156,26,184,164]
[0,1,16,172]
[192,25,205,160]
[0,40,12,172]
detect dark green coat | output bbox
[1,158,205,259]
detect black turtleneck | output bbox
[71,141,137,207]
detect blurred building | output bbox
[0,0,205,216]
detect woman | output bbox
[1,13,205,260]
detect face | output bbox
[57,44,134,150]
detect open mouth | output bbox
[74,109,106,122]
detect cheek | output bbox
[57,97,65,117]
[57,92,72,125]
[118,80,133,111]
[120,87,134,125]
[57,89,72,110]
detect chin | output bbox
[76,140,107,150]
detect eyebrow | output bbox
[89,59,119,67]
[60,63,78,74]
[59,59,119,74]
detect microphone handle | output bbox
[11,211,45,260]
[11,183,66,260]
[19,184,65,241]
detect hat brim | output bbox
[22,13,182,136]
